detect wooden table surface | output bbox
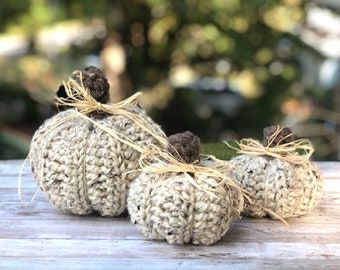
[0,160,339,269]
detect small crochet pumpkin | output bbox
[127,131,244,245]
[230,125,323,219]
[29,66,166,216]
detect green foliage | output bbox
[0,132,30,159]
[0,0,335,160]
[200,141,239,160]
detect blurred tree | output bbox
[1,0,335,160]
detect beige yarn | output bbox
[29,106,165,216]
[231,155,323,219]
[127,161,244,245]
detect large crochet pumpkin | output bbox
[127,131,244,245]
[29,66,166,216]
[230,125,323,219]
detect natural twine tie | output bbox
[128,131,247,245]
[227,125,323,220]
[226,125,314,165]
[23,67,167,216]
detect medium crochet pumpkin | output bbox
[127,132,244,245]
[29,66,166,216]
[230,125,323,219]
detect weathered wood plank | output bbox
[0,258,338,270]
[0,198,339,224]
[0,238,339,260]
[0,218,339,244]
[0,160,339,269]
[316,162,340,179]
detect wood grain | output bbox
[0,160,339,269]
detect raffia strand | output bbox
[55,71,168,147]
[139,145,248,207]
[18,70,168,206]
[224,126,314,165]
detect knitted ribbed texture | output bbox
[127,168,243,245]
[29,106,165,216]
[231,155,323,219]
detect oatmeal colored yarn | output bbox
[127,167,243,245]
[29,106,165,216]
[231,155,323,219]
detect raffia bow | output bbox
[225,126,314,164]
[138,144,249,209]
[57,71,137,115]
[18,70,167,205]
[44,70,168,152]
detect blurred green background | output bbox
[1,0,340,160]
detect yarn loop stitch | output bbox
[228,126,323,219]
[127,146,245,245]
[28,72,166,216]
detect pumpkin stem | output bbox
[167,131,200,164]
[263,124,294,147]
[57,66,110,119]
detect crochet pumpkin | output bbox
[230,125,323,219]
[29,66,166,216]
[127,131,244,245]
